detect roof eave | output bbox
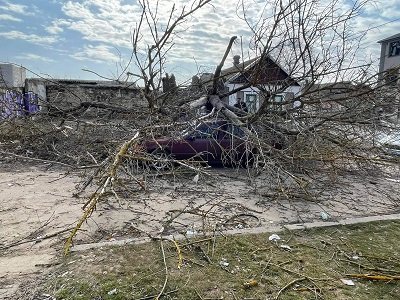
[377,33,400,43]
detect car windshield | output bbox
[181,121,249,140]
[180,121,220,137]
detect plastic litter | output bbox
[280,244,292,251]
[186,229,197,237]
[108,288,118,295]
[340,279,355,286]
[320,211,330,221]
[219,257,229,267]
[268,234,281,242]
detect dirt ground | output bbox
[0,159,399,299]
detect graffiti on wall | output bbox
[0,90,39,120]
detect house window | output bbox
[245,94,258,112]
[271,94,284,111]
[389,40,400,57]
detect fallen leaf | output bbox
[243,279,258,289]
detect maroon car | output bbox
[143,120,255,169]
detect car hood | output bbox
[143,137,179,149]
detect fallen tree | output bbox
[0,0,399,253]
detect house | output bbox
[378,33,400,83]
[220,55,301,112]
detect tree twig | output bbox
[155,238,169,300]
[275,277,307,300]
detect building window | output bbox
[272,94,284,111]
[389,40,400,57]
[245,94,258,112]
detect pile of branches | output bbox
[0,0,399,252]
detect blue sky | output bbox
[0,0,399,83]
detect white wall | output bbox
[383,53,400,72]
[226,83,301,109]
[25,79,47,110]
[227,84,260,106]
[0,64,26,88]
[284,85,301,95]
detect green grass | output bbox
[45,220,400,299]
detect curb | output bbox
[71,213,400,252]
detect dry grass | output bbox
[42,220,400,299]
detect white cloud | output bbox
[58,0,137,48]
[0,13,21,22]
[8,0,397,77]
[54,0,252,67]
[364,0,400,19]
[46,19,71,35]
[71,44,120,63]
[0,1,30,15]
[0,30,58,45]
[61,0,391,70]
[15,53,55,63]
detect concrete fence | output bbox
[0,90,39,120]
